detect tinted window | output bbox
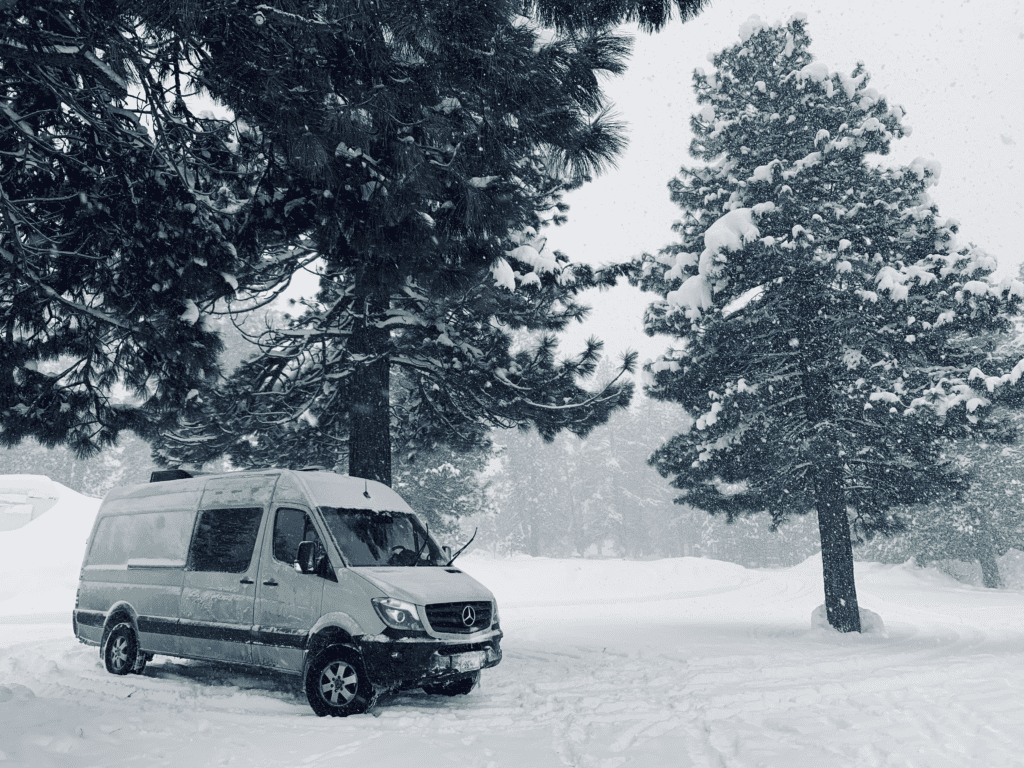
[187,507,264,573]
[273,507,323,564]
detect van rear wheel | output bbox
[103,623,145,675]
[304,646,371,717]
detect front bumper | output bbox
[357,630,502,690]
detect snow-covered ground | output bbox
[2,477,1023,767]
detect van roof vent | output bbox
[150,469,198,483]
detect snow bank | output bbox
[0,476,100,616]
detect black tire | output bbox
[422,672,478,697]
[304,646,372,717]
[103,622,144,676]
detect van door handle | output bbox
[240,577,254,585]
[263,579,278,587]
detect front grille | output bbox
[425,601,492,634]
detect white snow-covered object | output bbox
[490,257,516,291]
[0,475,60,532]
[666,208,759,319]
[811,603,885,634]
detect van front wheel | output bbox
[103,623,145,675]
[304,646,371,717]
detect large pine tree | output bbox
[149,0,652,484]
[631,15,1024,631]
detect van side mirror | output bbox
[296,541,317,574]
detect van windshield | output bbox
[319,507,445,567]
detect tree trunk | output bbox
[975,510,1004,589]
[812,455,861,632]
[801,345,861,632]
[528,517,541,558]
[348,287,392,486]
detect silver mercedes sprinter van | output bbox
[73,469,501,716]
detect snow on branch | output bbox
[666,208,759,319]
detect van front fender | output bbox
[304,612,365,657]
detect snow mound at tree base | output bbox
[811,603,885,634]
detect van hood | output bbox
[350,566,494,606]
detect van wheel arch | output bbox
[99,605,138,652]
[305,626,355,661]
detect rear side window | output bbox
[272,508,323,564]
[86,510,195,567]
[187,507,264,573]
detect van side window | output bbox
[273,507,323,564]
[187,507,264,573]
[87,510,195,567]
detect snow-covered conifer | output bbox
[150,1,651,484]
[631,15,1024,631]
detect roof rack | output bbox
[150,469,201,483]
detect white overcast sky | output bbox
[549,0,1023,366]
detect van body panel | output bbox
[78,500,194,656]
[178,503,270,664]
[99,483,202,516]
[269,472,307,506]
[74,610,104,644]
[307,610,373,643]
[319,569,387,636]
[178,572,258,663]
[200,473,278,510]
[350,567,495,609]
[79,565,185,655]
[253,505,326,672]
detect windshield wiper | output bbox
[446,527,477,566]
[411,525,430,566]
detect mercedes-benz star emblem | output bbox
[461,605,476,627]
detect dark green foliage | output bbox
[629,15,1022,629]
[527,0,709,33]
[2,0,710,465]
[0,1,269,455]
[393,442,495,543]
[150,0,640,484]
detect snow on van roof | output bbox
[295,471,415,513]
[102,469,416,515]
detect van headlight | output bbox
[372,597,425,631]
